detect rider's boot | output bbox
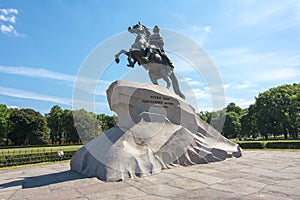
[127,59,134,68]
[142,48,151,62]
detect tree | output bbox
[222,111,241,138]
[197,103,244,138]
[0,104,13,145]
[61,109,79,144]
[46,105,64,144]
[226,102,242,115]
[254,83,300,139]
[73,109,100,144]
[209,109,226,132]
[290,90,300,138]
[240,105,258,138]
[8,109,48,145]
[198,111,209,122]
[97,113,117,131]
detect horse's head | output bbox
[128,22,151,39]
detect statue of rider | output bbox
[144,25,175,68]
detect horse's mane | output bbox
[142,25,151,41]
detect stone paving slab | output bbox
[1,151,300,200]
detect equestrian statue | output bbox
[115,22,185,99]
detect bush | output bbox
[237,142,265,149]
[265,142,300,149]
[236,141,300,149]
[0,150,76,167]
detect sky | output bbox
[0,0,299,115]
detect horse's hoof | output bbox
[115,58,120,64]
[127,64,134,68]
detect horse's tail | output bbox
[170,72,185,99]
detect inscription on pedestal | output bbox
[142,95,174,108]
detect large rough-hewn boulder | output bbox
[71,80,242,181]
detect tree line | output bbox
[0,105,116,146]
[0,83,298,145]
[199,83,300,139]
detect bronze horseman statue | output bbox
[115,22,185,99]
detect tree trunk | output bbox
[284,129,288,139]
[265,134,268,140]
[6,134,9,146]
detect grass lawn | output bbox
[231,139,299,143]
[0,159,71,170]
[0,145,82,156]
[242,148,300,152]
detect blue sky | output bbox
[0,0,299,114]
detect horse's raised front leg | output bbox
[115,49,128,63]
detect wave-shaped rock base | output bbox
[71,80,242,181]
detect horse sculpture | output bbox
[115,22,185,99]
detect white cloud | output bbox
[0,86,108,112]
[0,8,23,36]
[0,24,24,36]
[203,26,211,33]
[192,25,201,32]
[0,8,18,15]
[223,81,256,90]
[211,47,300,82]
[0,65,114,97]
[288,54,300,67]
[76,79,111,96]
[7,105,19,109]
[0,86,71,105]
[0,65,75,82]
[192,25,211,33]
[253,68,300,81]
[0,24,15,33]
[186,88,210,100]
[95,80,111,96]
[288,54,300,61]
[211,48,276,66]
[238,3,286,26]
[236,81,256,89]
[235,1,300,30]
[222,83,231,89]
[0,14,16,23]
[225,96,255,108]
[180,77,203,86]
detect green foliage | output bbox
[46,105,64,144]
[199,102,241,138]
[236,142,265,149]
[61,109,79,144]
[255,83,300,139]
[223,111,241,138]
[226,103,242,115]
[235,140,300,149]
[198,111,209,122]
[0,145,81,154]
[0,103,115,146]
[240,104,258,138]
[265,142,300,149]
[8,109,48,145]
[73,109,100,143]
[209,110,226,132]
[0,104,12,145]
[199,83,299,140]
[97,113,117,131]
[0,150,76,167]
[45,106,102,145]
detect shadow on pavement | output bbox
[0,170,90,189]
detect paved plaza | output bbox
[1,150,300,200]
